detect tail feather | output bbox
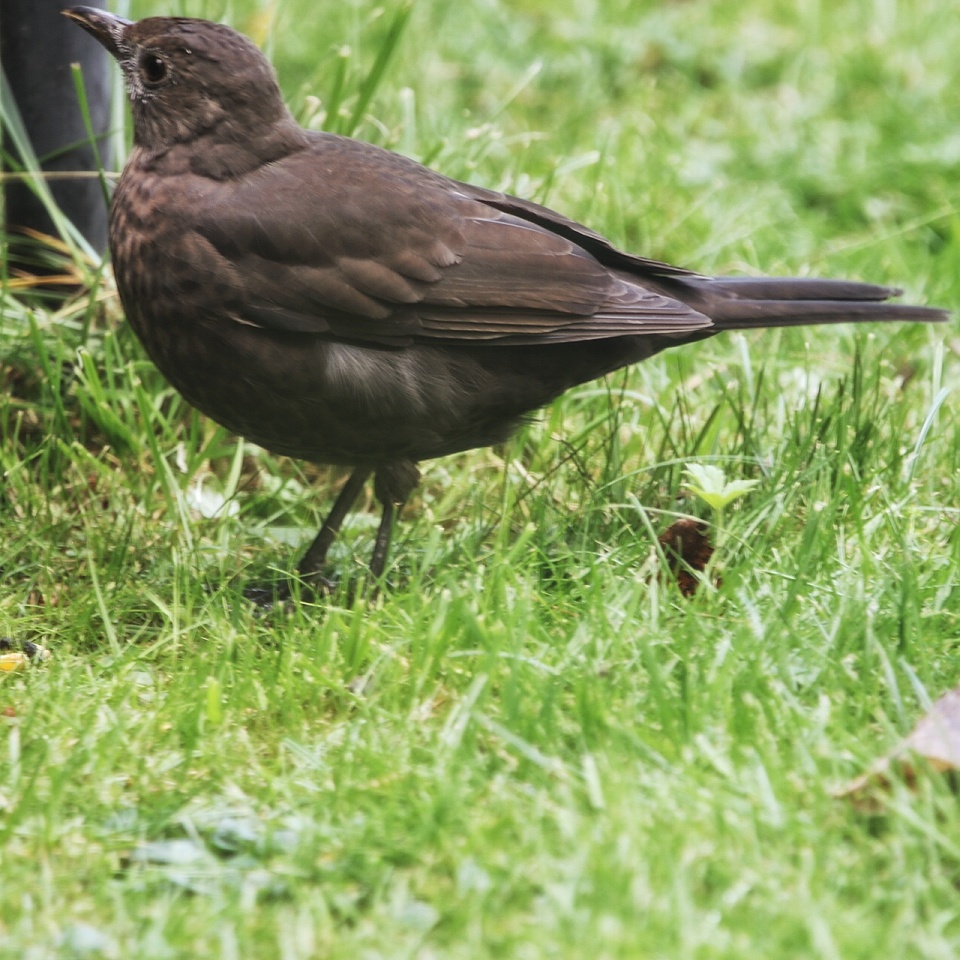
[705,276,900,301]
[682,276,949,330]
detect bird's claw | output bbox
[242,573,337,610]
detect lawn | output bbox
[1,0,959,956]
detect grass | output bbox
[2,0,959,955]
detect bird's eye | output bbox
[139,53,168,84]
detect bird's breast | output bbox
[107,170,491,463]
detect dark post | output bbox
[1,0,114,264]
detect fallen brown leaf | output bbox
[837,684,960,804]
[657,518,716,597]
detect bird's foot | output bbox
[242,573,337,609]
[242,580,292,609]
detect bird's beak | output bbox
[62,6,131,59]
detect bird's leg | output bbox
[369,500,397,581]
[244,467,371,606]
[297,466,373,588]
[368,461,421,587]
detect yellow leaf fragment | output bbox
[0,653,29,673]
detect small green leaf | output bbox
[684,464,759,512]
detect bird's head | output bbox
[64,7,303,165]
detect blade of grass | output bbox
[343,1,413,136]
[69,63,114,210]
[0,65,98,266]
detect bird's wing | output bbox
[193,134,711,346]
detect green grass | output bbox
[2,0,960,955]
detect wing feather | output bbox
[193,132,711,345]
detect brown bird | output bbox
[66,7,947,598]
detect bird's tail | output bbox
[678,276,949,329]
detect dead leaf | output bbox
[893,361,918,390]
[837,684,960,804]
[657,518,716,596]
